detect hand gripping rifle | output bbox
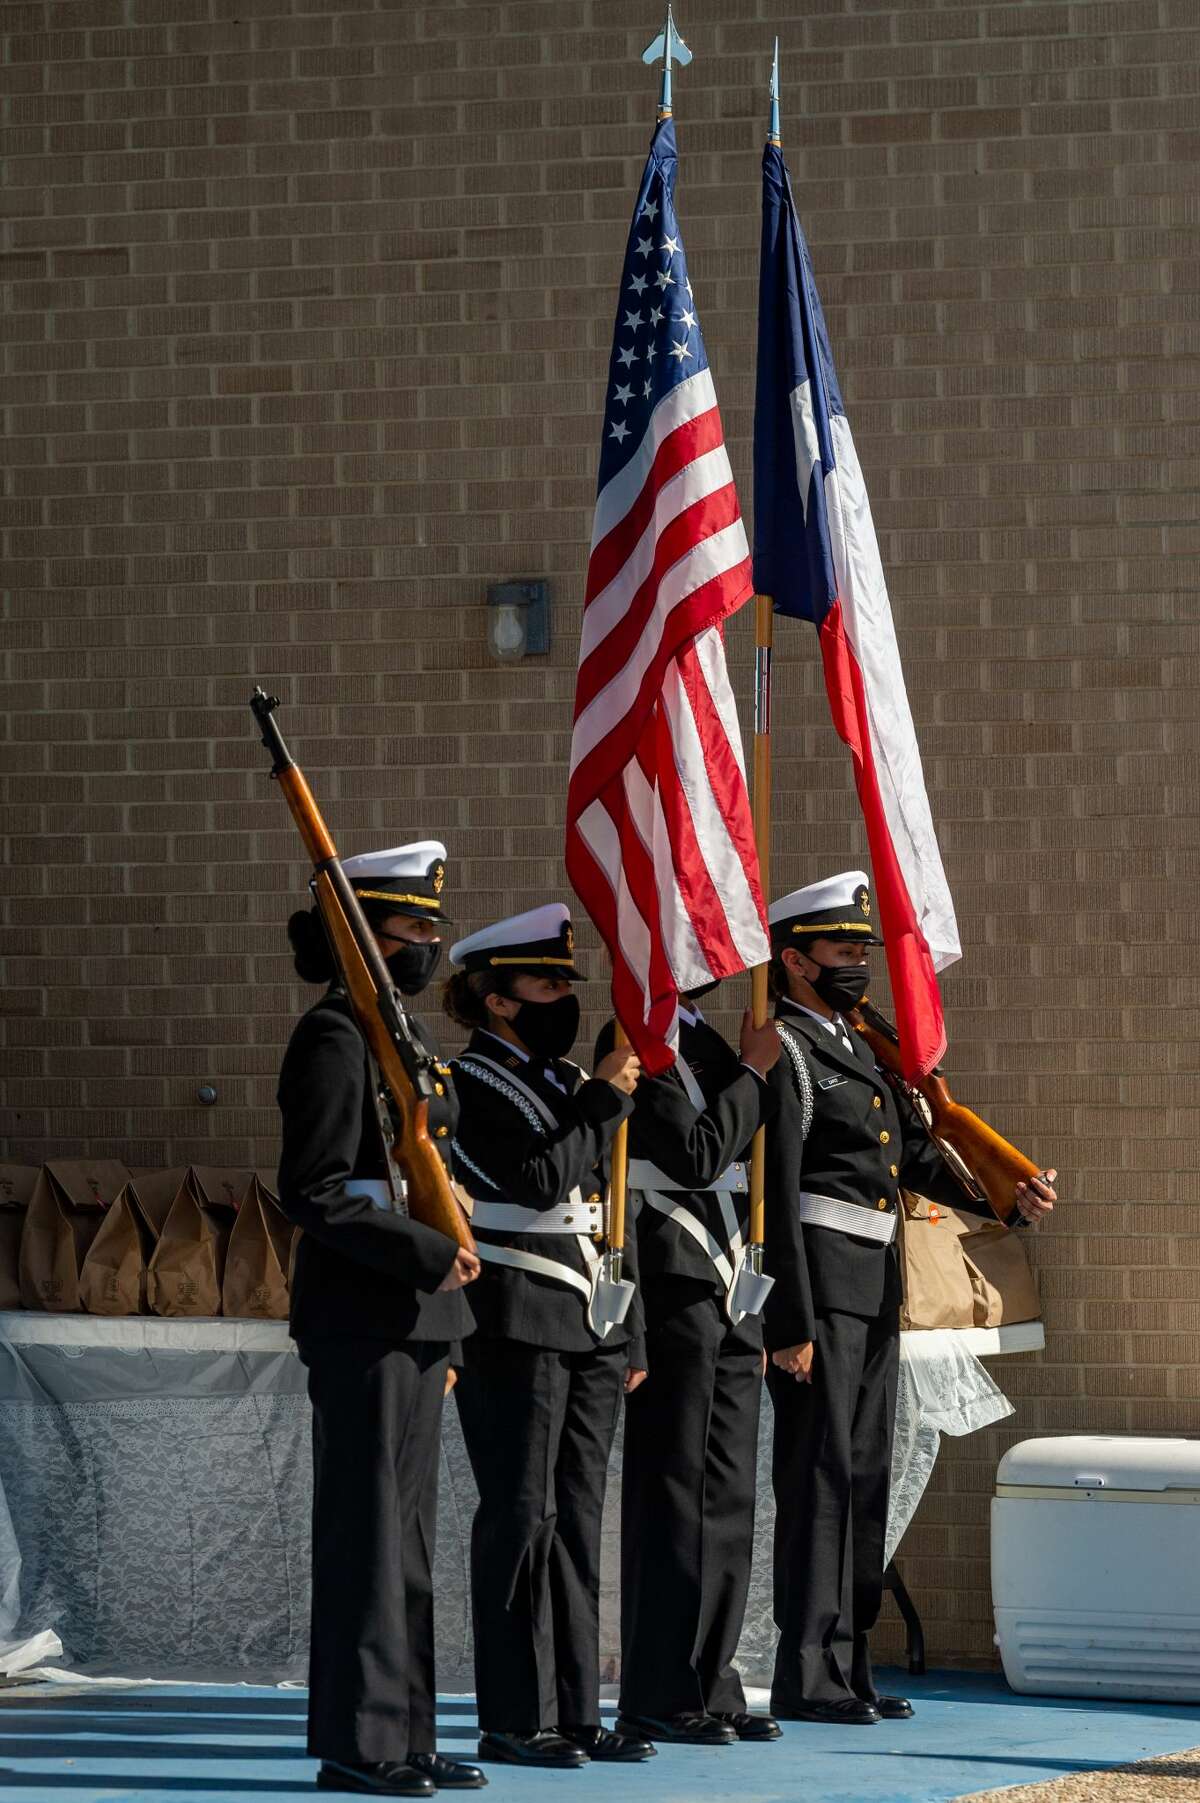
[850,999,1042,1225]
[251,688,475,1253]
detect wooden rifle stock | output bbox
[251,688,475,1253]
[850,1000,1039,1225]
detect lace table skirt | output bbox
[0,1313,1035,1685]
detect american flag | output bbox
[753,138,960,1080]
[566,117,769,1076]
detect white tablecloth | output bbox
[0,1312,1040,1683]
[0,1312,312,1681]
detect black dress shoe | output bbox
[713,1710,782,1741]
[872,1695,914,1720]
[408,1752,489,1789]
[559,1724,657,1762]
[476,1730,587,1768]
[772,1698,881,1726]
[317,1761,435,1798]
[615,1710,736,1746]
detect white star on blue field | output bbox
[597,117,710,486]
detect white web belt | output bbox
[471,1188,601,1235]
[473,1235,632,1340]
[796,1189,897,1246]
[474,1233,600,1303]
[345,1178,406,1209]
[626,1158,747,1194]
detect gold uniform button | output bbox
[587,1192,601,1205]
[434,1125,449,1139]
[872,1096,882,1109]
[879,1129,890,1144]
[877,1198,889,1211]
[890,1163,899,1178]
[434,1081,445,1096]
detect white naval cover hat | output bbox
[449,902,586,980]
[340,840,450,923]
[768,870,883,949]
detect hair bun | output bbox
[287,908,336,985]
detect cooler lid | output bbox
[997,1435,1200,1492]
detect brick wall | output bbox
[3,0,1198,1664]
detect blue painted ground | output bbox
[1,1670,1198,1803]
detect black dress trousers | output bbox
[619,1278,762,1719]
[766,1304,899,1710]
[302,1336,450,1764]
[453,1335,626,1733]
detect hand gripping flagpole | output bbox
[593,7,695,1340]
[745,42,783,1289]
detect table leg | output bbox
[883,1557,926,1676]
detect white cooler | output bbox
[992,1436,1200,1700]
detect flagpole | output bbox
[747,43,782,1267]
[606,1020,630,1280]
[603,4,694,1303]
[748,593,773,1257]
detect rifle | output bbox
[251,688,475,1253]
[850,999,1041,1225]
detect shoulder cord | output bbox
[450,1137,503,1197]
[775,1020,814,1143]
[452,1056,549,1138]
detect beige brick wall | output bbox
[3,0,1198,1664]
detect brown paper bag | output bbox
[0,1166,39,1310]
[222,1176,295,1319]
[257,1168,303,1286]
[148,1168,249,1317]
[959,1220,1041,1327]
[191,1166,254,1213]
[78,1169,185,1317]
[19,1160,131,1312]
[897,1191,977,1330]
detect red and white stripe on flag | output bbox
[566,369,770,1075]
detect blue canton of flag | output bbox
[752,142,843,622]
[596,117,708,495]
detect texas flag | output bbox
[752,139,960,1079]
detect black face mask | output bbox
[511,993,581,1061]
[384,940,442,997]
[683,979,721,1002]
[809,961,870,1015]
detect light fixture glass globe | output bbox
[488,599,528,661]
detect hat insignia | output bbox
[565,924,575,956]
[858,887,871,918]
[432,862,445,895]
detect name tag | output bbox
[818,1075,847,1091]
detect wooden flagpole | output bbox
[746,47,782,1266]
[748,592,774,1257]
[606,1020,630,1271]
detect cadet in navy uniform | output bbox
[276,843,486,1799]
[595,992,782,1747]
[763,872,1057,1726]
[444,905,654,1771]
